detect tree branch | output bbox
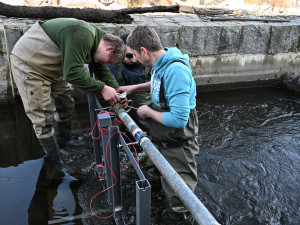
[0,3,180,24]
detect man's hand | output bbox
[117,85,135,95]
[137,105,164,124]
[120,97,128,108]
[137,105,151,120]
[101,85,120,103]
[117,82,151,95]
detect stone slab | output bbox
[269,24,299,53]
[239,24,271,54]
[219,25,241,54]
[179,24,222,56]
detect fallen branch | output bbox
[0,2,180,24]
[122,5,180,14]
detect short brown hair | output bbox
[126,24,163,52]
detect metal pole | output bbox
[136,179,151,225]
[98,113,114,203]
[113,104,220,225]
[118,134,145,180]
[118,133,151,225]
[87,93,102,165]
[108,126,122,209]
[108,126,126,225]
[86,65,102,164]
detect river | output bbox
[0,86,299,225]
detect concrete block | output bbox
[0,24,8,104]
[239,24,271,54]
[3,27,24,102]
[269,25,299,53]
[168,14,199,23]
[147,24,163,40]
[130,15,144,24]
[160,24,180,48]
[298,25,300,52]
[4,28,23,54]
[99,23,118,35]
[190,53,300,87]
[0,23,4,57]
[219,25,241,54]
[151,16,175,24]
[282,72,300,93]
[131,14,156,25]
[179,24,222,56]
[115,24,136,37]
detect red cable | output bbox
[89,111,140,220]
[94,164,105,181]
[90,132,119,219]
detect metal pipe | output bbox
[113,104,220,225]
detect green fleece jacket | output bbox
[41,18,119,93]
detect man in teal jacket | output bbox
[10,18,127,174]
[118,24,199,222]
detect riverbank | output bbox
[0,13,300,104]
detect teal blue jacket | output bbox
[150,47,196,129]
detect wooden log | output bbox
[122,5,180,14]
[0,2,180,24]
[0,2,133,23]
[193,7,234,16]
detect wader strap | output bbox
[153,136,196,149]
[159,60,190,110]
[145,66,151,80]
[117,63,126,84]
[118,63,122,78]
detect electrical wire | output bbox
[89,131,120,219]
[89,110,140,220]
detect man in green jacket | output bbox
[10,18,127,174]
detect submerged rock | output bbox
[282,72,300,94]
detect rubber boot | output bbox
[165,209,196,225]
[38,136,75,175]
[55,119,72,148]
[55,119,84,149]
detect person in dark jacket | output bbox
[108,34,151,86]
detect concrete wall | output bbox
[1,13,300,103]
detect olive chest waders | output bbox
[139,103,199,215]
[10,22,74,174]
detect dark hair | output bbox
[126,24,163,52]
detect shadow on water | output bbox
[0,86,299,225]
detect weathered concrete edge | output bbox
[191,53,300,84]
[1,14,300,104]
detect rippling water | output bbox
[0,86,299,225]
[195,87,300,225]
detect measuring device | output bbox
[117,91,127,99]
